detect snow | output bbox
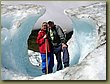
[28,50,41,67]
[1,68,31,80]
[1,2,106,80]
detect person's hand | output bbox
[62,43,67,49]
[43,34,47,39]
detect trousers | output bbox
[53,44,69,71]
[41,52,54,74]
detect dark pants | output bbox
[53,44,69,71]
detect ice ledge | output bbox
[1,4,46,15]
[64,2,106,19]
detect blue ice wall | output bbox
[1,5,46,77]
[69,16,97,65]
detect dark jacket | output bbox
[48,25,67,46]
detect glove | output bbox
[43,34,47,39]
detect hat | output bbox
[48,21,54,24]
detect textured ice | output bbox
[1,4,46,77]
[65,13,97,65]
[64,2,106,65]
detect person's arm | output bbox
[56,25,67,44]
[56,25,68,48]
[36,31,45,46]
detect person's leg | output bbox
[55,51,63,71]
[47,52,54,73]
[62,47,69,68]
[49,52,54,73]
[41,54,46,74]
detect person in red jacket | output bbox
[36,22,54,74]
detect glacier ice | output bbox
[65,10,98,65]
[1,2,106,80]
[64,2,106,67]
[1,4,46,77]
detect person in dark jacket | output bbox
[47,21,69,71]
[36,22,54,74]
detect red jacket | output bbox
[36,29,51,54]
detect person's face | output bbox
[48,23,54,29]
[42,24,47,30]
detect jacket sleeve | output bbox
[56,25,67,43]
[36,32,45,45]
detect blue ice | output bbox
[69,16,97,65]
[1,6,46,77]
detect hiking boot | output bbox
[64,63,69,68]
